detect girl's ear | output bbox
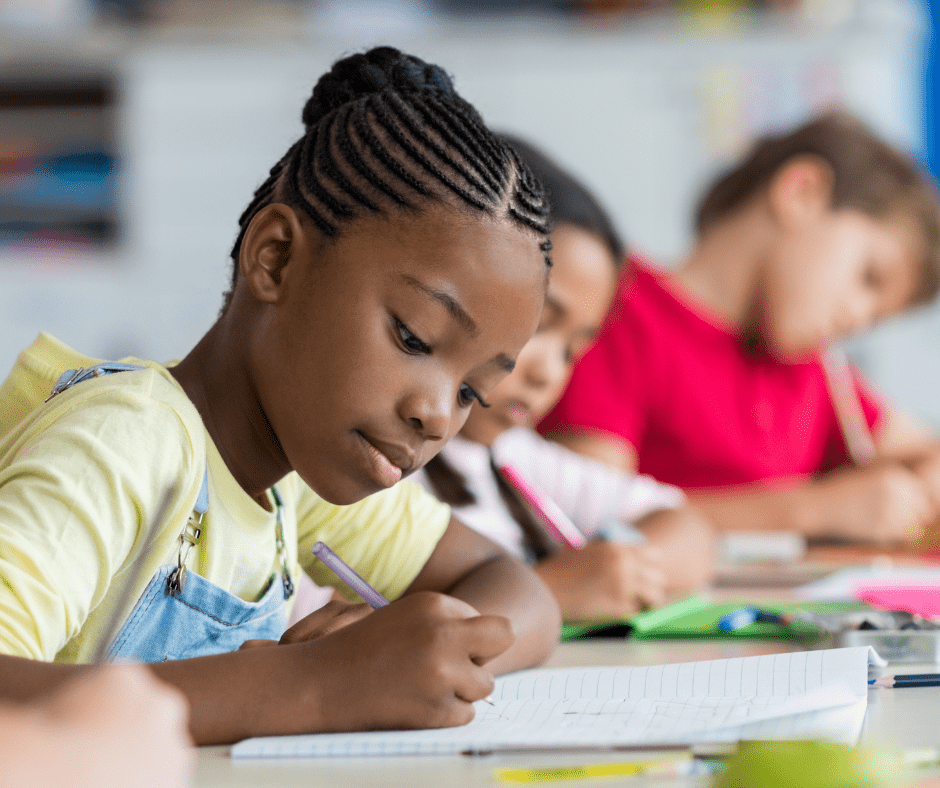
[238,204,307,304]
[766,154,835,229]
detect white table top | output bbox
[193,638,940,788]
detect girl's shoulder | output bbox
[0,333,205,472]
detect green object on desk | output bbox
[715,741,908,788]
[561,593,709,641]
[561,596,866,641]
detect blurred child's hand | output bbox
[294,590,513,731]
[908,447,940,512]
[812,462,937,544]
[635,506,717,592]
[31,665,193,788]
[535,542,667,621]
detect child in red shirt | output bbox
[540,110,940,544]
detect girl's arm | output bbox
[402,515,561,675]
[0,588,522,745]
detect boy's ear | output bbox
[239,204,307,304]
[767,155,835,228]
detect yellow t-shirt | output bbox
[0,333,451,662]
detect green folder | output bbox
[561,594,868,641]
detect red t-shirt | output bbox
[537,260,884,489]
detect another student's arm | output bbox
[0,664,193,788]
[534,542,666,621]
[873,408,940,511]
[547,419,935,544]
[495,429,713,611]
[402,515,561,675]
[545,428,637,473]
[689,468,934,543]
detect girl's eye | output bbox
[395,319,431,355]
[458,383,490,409]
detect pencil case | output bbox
[837,628,940,664]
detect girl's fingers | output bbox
[454,664,497,706]
[238,639,278,650]
[462,614,515,666]
[280,601,372,644]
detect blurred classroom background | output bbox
[1,0,938,423]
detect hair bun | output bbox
[303,47,455,129]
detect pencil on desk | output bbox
[822,347,877,466]
[869,673,940,688]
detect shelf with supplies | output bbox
[0,64,121,257]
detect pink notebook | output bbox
[855,587,940,619]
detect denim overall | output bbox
[47,363,293,663]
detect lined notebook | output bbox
[232,647,874,758]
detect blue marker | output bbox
[718,607,759,631]
[719,607,793,632]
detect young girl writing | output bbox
[416,136,716,622]
[0,47,560,745]
[539,111,940,544]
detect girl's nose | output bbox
[401,386,450,442]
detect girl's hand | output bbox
[294,591,513,732]
[535,542,667,621]
[238,600,374,650]
[27,665,194,788]
[811,462,936,544]
[280,599,373,644]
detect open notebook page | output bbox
[232,646,873,758]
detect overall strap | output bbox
[45,362,151,402]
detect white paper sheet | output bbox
[796,566,940,601]
[232,647,873,758]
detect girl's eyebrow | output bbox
[401,275,479,338]
[400,273,515,372]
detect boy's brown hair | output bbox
[695,110,940,306]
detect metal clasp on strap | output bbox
[166,470,210,596]
[271,486,294,600]
[45,362,149,402]
[45,367,88,402]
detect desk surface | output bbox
[193,638,940,788]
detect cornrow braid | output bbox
[224,47,552,310]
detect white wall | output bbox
[2,0,937,424]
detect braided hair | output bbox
[225,47,552,309]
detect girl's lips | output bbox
[355,432,403,488]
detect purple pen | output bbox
[312,541,389,609]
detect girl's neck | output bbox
[671,205,769,329]
[169,320,289,506]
